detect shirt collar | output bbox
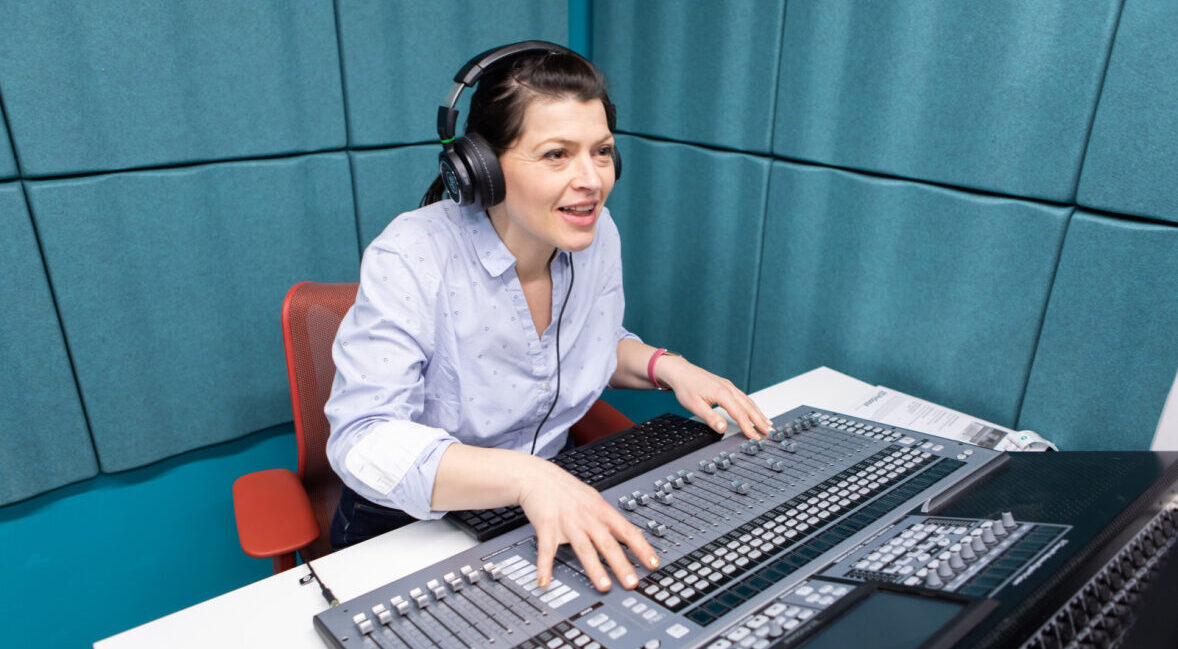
[459,202,570,277]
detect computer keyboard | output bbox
[447,413,721,541]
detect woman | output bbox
[325,42,773,593]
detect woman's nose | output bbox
[571,153,604,191]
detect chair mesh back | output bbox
[283,281,358,561]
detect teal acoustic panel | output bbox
[0,182,95,504]
[1020,214,1178,450]
[350,145,440,250]
[337,0,567,147]
[750,162,1070,428]
[0,0,345,177]
[1077,0,1178,224]
[0,112,15,179]
[592,0,786,152]
[773,1,1120,202]
[608,136,770,389]
[26,154,360,472]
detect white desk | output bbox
[94,367,877,649]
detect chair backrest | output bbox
[281,281,358,561]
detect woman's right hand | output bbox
[515,456,660,592]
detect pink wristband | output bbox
[647,348,672,391]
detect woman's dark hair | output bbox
[420,49,617,207]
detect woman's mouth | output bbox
[557,202,597,226]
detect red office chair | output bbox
[233,281,633,573]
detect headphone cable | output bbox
[531,254,574,456]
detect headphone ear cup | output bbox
[611,144,622,181]
[439,147,474,206]
[455,133,505,211]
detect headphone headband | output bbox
[436,40,575,142]
[436,40,618,211]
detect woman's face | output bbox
[488,97,616,264]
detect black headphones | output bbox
[437,40,621,212]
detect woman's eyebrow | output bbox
[532,134,615,149]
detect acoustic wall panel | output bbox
[773,0,1120,202]
[1020,213,1178,450]
[0,112,15,179]
[607,136,770,389]
[337,0,567,147]
[350,145,440,250]
[592,0,786,152]
[0,0,345,177]
[750,162,1070,428]
[0,182,96,504]
[1077,0,1178,224]
[26,154,360,471]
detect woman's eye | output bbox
[543,149,566,160]
[597,145,614,157]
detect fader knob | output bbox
[646,520,667,537]
[391,595,411,615]
[971,537,987,554]
[427,579,446,600]
[959,544,976,561]
[1001,512,1016,528]
[981,528,998,545]
[658,492,674,505]
[461,565,481,584]
[699,460,716,474]
[949,553,966,570]
[992,520,1008,537]
[925,571,944,588]
[483,562,503,581]
[410,587,429,608]
[783,442,797,453]
[937,562,955,579]
[444,572,463,592]
[353,613,374,635]
[372,603,393,625]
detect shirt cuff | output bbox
[338,419,458,520]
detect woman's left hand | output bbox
[655,355,774,439]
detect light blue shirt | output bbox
[325,200,635,519]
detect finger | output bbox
[534,528,559,589]
[688,396,728,434]
[569,531,612,592]
[611,516,660,571]
[725,389,771,440]
[715,392,760,440]
[589,526,639,590]
[737,392,773,437]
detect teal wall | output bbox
[3,1,1178,647]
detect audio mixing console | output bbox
[312,407,1178,649]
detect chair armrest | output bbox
[232,468,320,559]
[570,400,635,447]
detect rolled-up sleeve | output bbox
[325,235,458,520]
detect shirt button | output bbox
[540,382,550,391]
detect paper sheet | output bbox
[850,385,1057,452]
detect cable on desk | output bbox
[297,551,338,607]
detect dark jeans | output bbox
[330,485,418,550]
